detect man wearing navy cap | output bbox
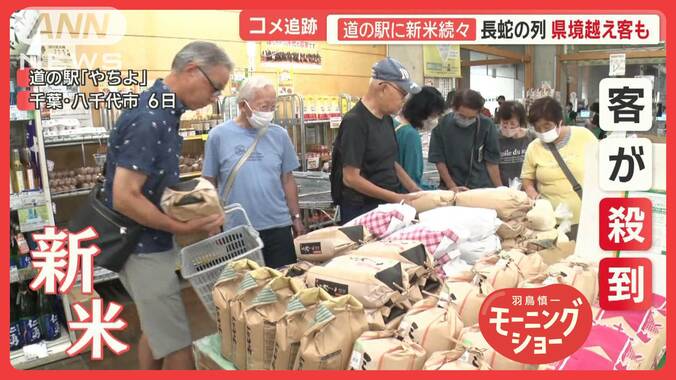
[330,57,423,223]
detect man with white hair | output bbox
[331,57,423,223]
[105,41,231,369]
[203,76,304,268]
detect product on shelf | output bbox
[42,118,108,141]
[17,281,42,346]
[49,166,102,194]
[11,148,26,193]
[37,289,61,341]
[179,155,204,174]
[20,147,39,191]
[10,283,22,351]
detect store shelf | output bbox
[180,171,202,180]
[10,266,38,284]
[10,190,47,211]
[10,327,72,370]
[93,267,119,284]
[75,266,119,287]
[51,188,92,200]
[183,134,209,141]
[307,219,336,230]
[20,221,48,233]
[304,119,331,125]
[44,136,109,148]
[10,105,35,122]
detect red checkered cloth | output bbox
[385,225,460,260]
[347,210,404,238]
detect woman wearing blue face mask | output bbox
[521,97,598,239]
[428,89,502,191]
[394,86,446,190]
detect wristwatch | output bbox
[292,213,301,220]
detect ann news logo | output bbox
[15,8,126,46]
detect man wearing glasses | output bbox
[203,77,304,269]
[331,57,424,223]
[104,41,231,370]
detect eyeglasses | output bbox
[380,81,407,99]
[196,65,223,96]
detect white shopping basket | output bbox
[180,204,264,320]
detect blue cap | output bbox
[371,57,421,95]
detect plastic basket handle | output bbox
[223,203,254,227]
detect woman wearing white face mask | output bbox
[203,77,305,269]
[521,97,598,237]
[496,101,536,187]
[394,86,446,190]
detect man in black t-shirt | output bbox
[331,58,423,223]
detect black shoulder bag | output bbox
[68,168,167,272]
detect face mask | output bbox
[536,127,559,143]
[423,117,439,130]
[454,113,476,128]
[245,101,274,129]
[501,127,518,138]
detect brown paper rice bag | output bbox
[536,241,575,265]
[423,346,491,370]
[460,325,537,370]
[294,225,370,263]
[548,258,598,304]
[212,259,261,361]
[526,199,557,231]
[442,278,494,327]
[305,255,413,309]
[409,190,456,213]
[271,287,333,370]
[160,177,223,247]
[474,254,525,290]
[454,187,533,220]
[499,249,548,279]
[349,330,427,370]
[397,297,463,358]
[353,241,438,298]
[244,276,306,369]
[230,267,282,369]
[294,295,369,370]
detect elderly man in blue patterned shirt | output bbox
[104,41,231,370]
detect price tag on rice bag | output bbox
[438,294,451,309]
[459,350,473,364]
[472,275,483,286]
[350,347,363,369]
[398,319,411,334]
